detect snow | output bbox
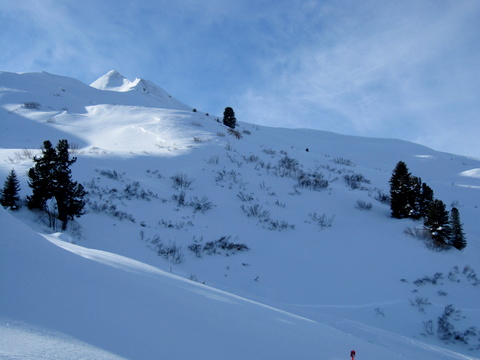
[1,70,480,359]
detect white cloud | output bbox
[235,1,480,157]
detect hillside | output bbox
[1,70,479,359]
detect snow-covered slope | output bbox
[1,70,479,359]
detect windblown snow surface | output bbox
[1,70,479,359]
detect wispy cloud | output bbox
[235,1,480,156]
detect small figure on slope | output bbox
[350,350,356,360]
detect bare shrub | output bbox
[409,296,431,313]
[369,188,390,204]
[193,137,209,143]
[237,191,255,202]
[171,173,194,190]
[243,154,259,163]
[172,191,186,207]
[309,212,334,229]
[355,200,372,210]
[159,219,193,230]
[332,157,355,166]
[189,236,249,257]
[96,169,124,181]
[297,171,328,191]
[188,195,214,213]
[227,128,242,139]
[241,204,270,222]
[268,220,295,231]
[344,172,370,190]
[155,239,184,264]
[262,147,276,156]
[69,143,81,154]
[8,148,35,163]
[276,155,300,177]
[207,155,219,164]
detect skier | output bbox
[350,350,356,360]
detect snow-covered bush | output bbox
[22,101,41,109]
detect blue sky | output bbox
[2,0,480,158]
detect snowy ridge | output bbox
[1,70,480,359]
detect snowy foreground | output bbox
[1,70,480,359]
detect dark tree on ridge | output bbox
[223,107,236,129]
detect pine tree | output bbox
[53,140,86,230]
[419,182,434,218]
[27,139,85,230]
[223,107,237,129]
[27,140,56,210]
[449,207,466,250]
[408,176,423,219]
[389,161,412,218]
[0,169,21,209]
[424,199,451,247]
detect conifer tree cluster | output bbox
[0,169,21,210]
[389,161,466,250]
[27,139,86,230]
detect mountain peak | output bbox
[90,70,131,91]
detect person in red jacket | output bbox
[350,350,356,360]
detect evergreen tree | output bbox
[27,139,86,230]
[449,207,466,250]
[53,140,86,230]
[0,169,21,209]
[424,199,451,246]
[407,176,423,219]
[389,161,413,218]
[223,107,237,129]
[419,182,434,218]
[27,140,57,210]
